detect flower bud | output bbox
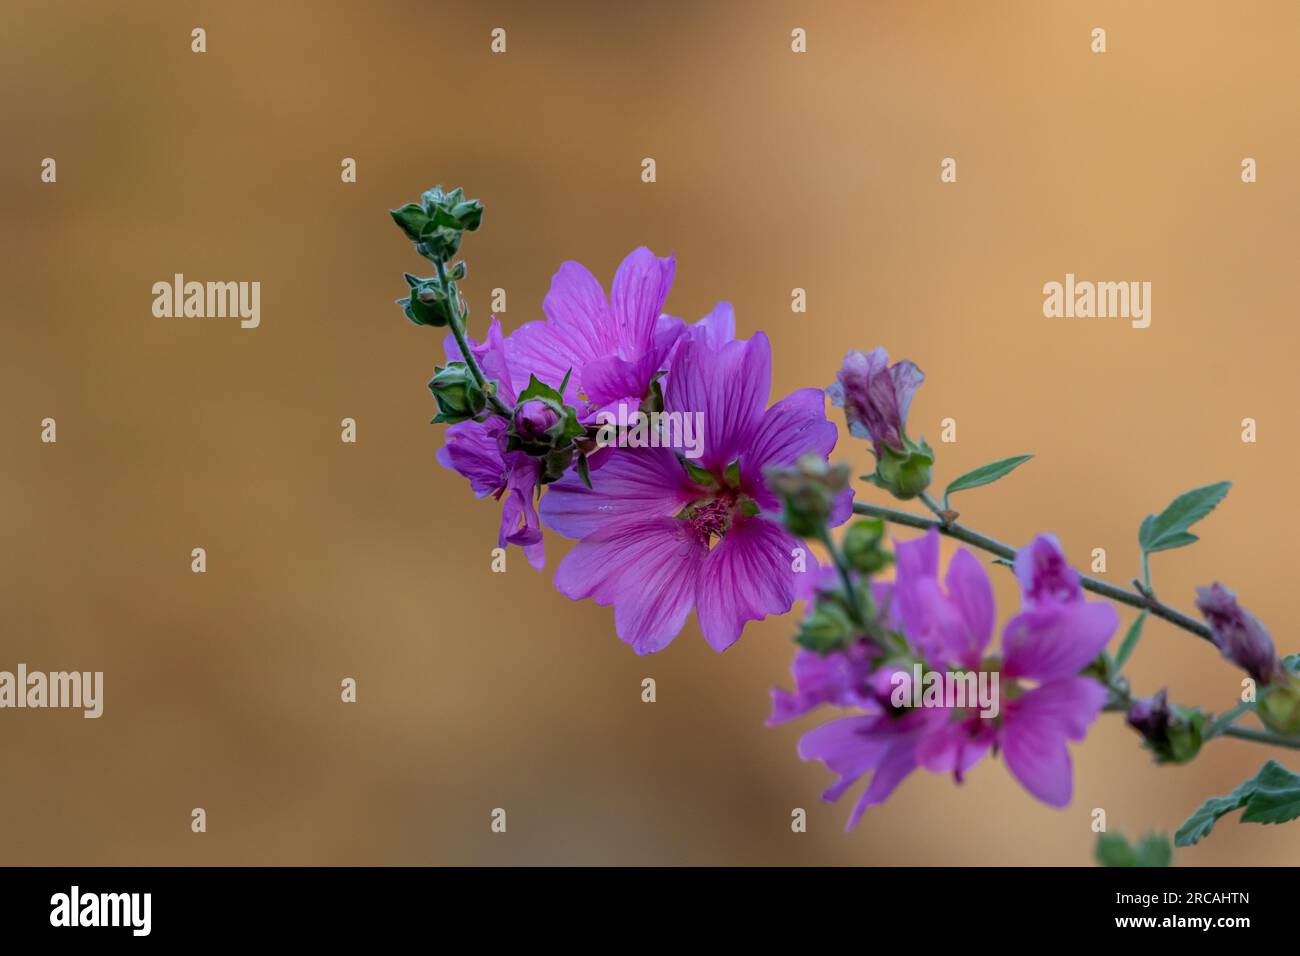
[390,185,484,263]
[795,600,856,654]
[765,455,851,538]
[427,362,486,424]
[842,519,893,575]
[1259,668,1300,736]
[1126,689,1204,764]
[872,439,934,501]
[397,275,454,327]
[1194,583,1276,684]
[514,400,561,444]
[506,375,584,465]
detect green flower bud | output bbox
[765,455,851,538]
[506,375,585,470]
[390,185,484,264]
[397,276,455,327]
[871,437,934,501]
[1259,670,1300,736]
[842,519,894,575]
[796,600,856,654]
[428,362,486,424]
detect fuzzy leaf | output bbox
[1175,759,1300,846]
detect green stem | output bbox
[920,491,949,522]
[435,257,512,418]
[1220,725,1300,750]
[818,527,866,627]
[851,501,1213,643]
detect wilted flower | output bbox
[1126,689,1204,764]
[827,348,932,499]
[1195,582,1276,683]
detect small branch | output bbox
[851,501,1213,644]
[1220,725,1300,751]
[435,257,512,418]
[818,527,866,627]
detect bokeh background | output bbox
[2,0,1298,865]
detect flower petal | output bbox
[742,387,840,508]
[1001,678,1106,807]
[696,515,808,653]
[539,446,698,541]
[943,548,997,667]
[553,516,705,654]
[666,332,772,474]
[610,247,675,359]
[1001,600,1118,681]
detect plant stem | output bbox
[1220,725,1300,750]
[851,501,1214,643]
[818,527,866,627]
[435,257,512,418]
[920,491,948,521]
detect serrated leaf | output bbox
[1113,611,1147,671]
[1175,759,1300,846]
[1139,482,1231,555]
[941,455,1032,510]
[1146,532,1199,554]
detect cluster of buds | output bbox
[391,185,592,483]
[390,185,484,264]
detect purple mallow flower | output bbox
[826,348,924,453]
[506,247,685,421]
[1195,582,1276,683]
[539,328,852,654]
[775,531,1117,827]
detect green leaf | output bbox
[575,454,592,490]
[1175,759,1300,847]
[1112,611,1148,671]
[1095,832,1172,867]
[1139,482,1231,555]
[941,455,1032,510]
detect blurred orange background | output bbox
[2,0,1297,865]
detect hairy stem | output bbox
[852,501,1213,643]
[436,257,513,418]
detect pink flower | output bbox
[777,531,1117,827]
[539,328,851,654]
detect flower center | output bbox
[683,496,733,542]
